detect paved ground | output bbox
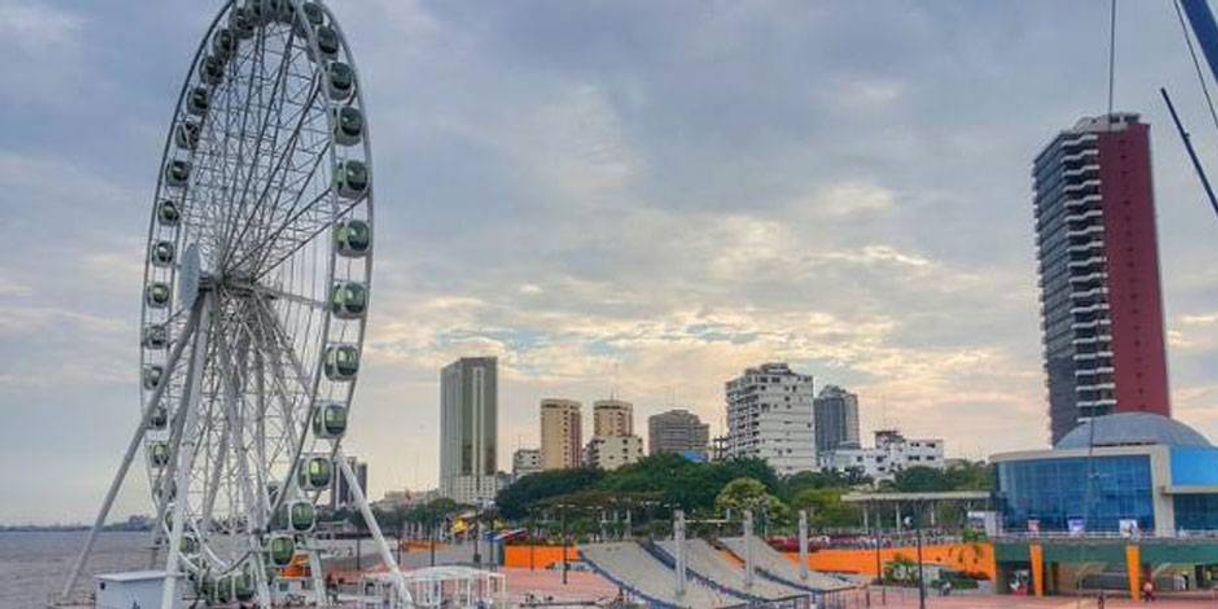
[874,588,1218,608]
[501,568,621,603]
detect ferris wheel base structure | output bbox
[55,1,410,607]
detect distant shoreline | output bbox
[0,525,150,533]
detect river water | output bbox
[0,530,148,609]
[0,531,476,608]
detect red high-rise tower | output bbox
[1033,114,1171,444]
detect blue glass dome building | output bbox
[993,412,1218,535]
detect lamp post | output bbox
[529,510,536,572]
[904,512,926,609]
[874,532,886,605]
[558,503,571,586]
[429,502,437,568]
[472,502,483,566]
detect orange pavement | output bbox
[503,545,581,570]
[785,543,997,580]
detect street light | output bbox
[904,511,926,609]
[559,503,571,586]
[429,501,437,568]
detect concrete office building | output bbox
[820,430,944,482]
[648,409,710,457]
[511,448,542,481]
[585,435,645,471]
[725,363,817,475]
[540,399,583,470]
[439,357,499,505]
[813,385,861,455]
[593,399,633,437]
[1032,114,1171,443]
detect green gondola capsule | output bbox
[148,405,169,430]
[212,27,237,61]
[145,282,171,308]
[329,281,367,319]
[323,344,359,380]
[186,86,210,116]
[143,324,169,349]
[334,160,368,199]
[266,534,295,567]
[142,364,164,390]
[150,241,175,267]
[312,402,347,439]
[326,62,354,100]
[149,441,171,467]
[334,219,370,257]
[229,6,255,39]
[165,160,192,187]
[158,200,182,226]
[309,25,340,62]
[174,120,200,151]
[199,55,224,86]
[332,106,363,146]
[289,501,316,532]
[297,456,332,490]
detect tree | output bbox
[715,477,789,524]
[790,488,862,529]
[494,468,603,519]
[892,466,951,493]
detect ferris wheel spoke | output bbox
[213,23,270,264]
[240,309,305,476]
[219,28,302,270]
[227,145,331,275]
[224,82,322,273]
[228,280,329,311]
[253,191,367,283]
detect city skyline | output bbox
[8,1,1218,524]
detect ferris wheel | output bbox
[62,1,408,606]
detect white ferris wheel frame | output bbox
[58,1,410,606]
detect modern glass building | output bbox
[993,412,1218,536]
[440,357,499,504]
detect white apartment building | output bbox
[512,448,543,481]
[584,434,645,471]
[725,363,817,476]
[819,430,945,482]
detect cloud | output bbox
[804,181,899,219]
[0,0,81,49]
[7,0,1218,523]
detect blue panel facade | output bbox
[1171,447,1218,486]
[997,455,1153,533]
[1175,494,1218,531]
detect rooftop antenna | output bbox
[610,361,620,400]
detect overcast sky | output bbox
[4,0,1218,524]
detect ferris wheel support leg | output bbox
[162,294,214,609]
[147,315,210,569]
[216,326,274,607]
[58,303,202,603]
[307,548,328,607]
[337,448,413,607]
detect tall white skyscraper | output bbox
[440,357,499,505]
[725,362,816,475]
